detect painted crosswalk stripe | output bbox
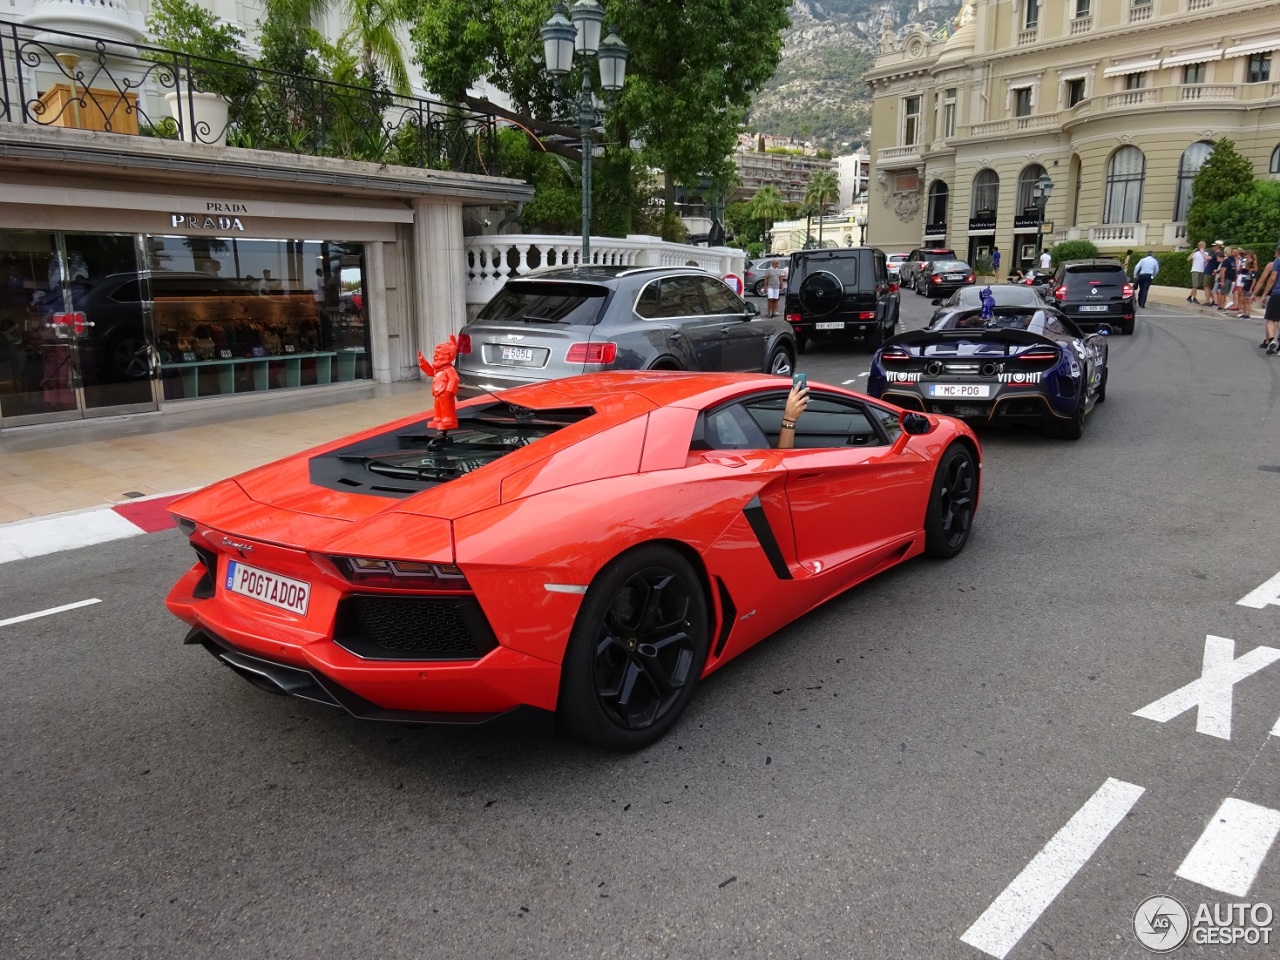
[0,598,101,627]
[1176,798,1280,897]
[960,778,1145,959]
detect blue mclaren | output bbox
[867,305,1110,440]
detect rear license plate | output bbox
[501,346,534,361]
[946,274,964,281]
[929,383,991,398]
[1079,305,1109,312]
[815,322,845,330]
[225,561,310,616]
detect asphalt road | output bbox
[3,294,1280,959]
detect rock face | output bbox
[749,0,963,152]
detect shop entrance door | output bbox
[0,231,157,426]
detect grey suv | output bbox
[784,247,900,353]
[456,266,796,396]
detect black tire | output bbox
[923,444,977,559]
[1120,318,1135,335]
[914,275,926,296]
[863,322,884,351]
[557,546,709,750]
[1046,391,1085,440]
[796,335,808,355]
[1096,367,1108,403]
[104,332,152,380]
[766,344,794,376]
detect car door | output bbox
[697,276,763,371]
[650,275,724,369]
[742,391,933,576]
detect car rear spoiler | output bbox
[882,327,1058,352]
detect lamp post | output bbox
[541,1,628,265]
[856,214,868,246]
[1032,173,1054,270]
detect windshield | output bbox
[931,261,970,272]
[477,282,607,326]
[935,309,1046,331]
[947,286,1042,308]
[792,253,860,285]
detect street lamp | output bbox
[541,1,628,265]
[1032,173,1054,269]
[856,214,868,246]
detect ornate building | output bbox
[864,0,1280,270]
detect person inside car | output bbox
[777,381,809,449]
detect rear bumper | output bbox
[877,388,1073,422]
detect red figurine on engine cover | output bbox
[418,337,460,430]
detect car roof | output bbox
[1063,259,1125,269]
[518,265,710,284]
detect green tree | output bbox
[1195,180,1280,250]
[266,0,413,94]
[1186,138,1255,244]
[746,185,787,249]
[804,169,839,248]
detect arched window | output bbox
[972,169,999,218]
[927,181,950,226]
[1271,144,1280,174]
[1016,164,1048,215]
[1104,146,1145,224]
[1174,141,1213,221]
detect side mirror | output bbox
[743,301,760,317]
[902,412,933,435]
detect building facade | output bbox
[864,0,1280,272]
[731,148,838,205]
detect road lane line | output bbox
[1176,798,1280,897]
[0,598,102,627]
[960,778,1145,959]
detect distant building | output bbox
[732,148,838,205]
[864,0,1280,271]
[835,150,871,208]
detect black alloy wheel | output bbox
[923,444,977,559]
[754,279,767,297]
[107,333,153,379]
[557,546,709,750]
[767,344,794,377]
[1046,390,1086,440]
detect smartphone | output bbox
[792,372,807,392]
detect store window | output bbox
[972,170,1000,220]
[1247,52,1272,84]
[147,236,370,401]
[1174,141,1213,222]
[1017,164,1049,216]
[1104,146,1146,224]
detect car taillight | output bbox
[1016,349,1060,369]
[323,556,472,592]
[859,311,876,320]
[966,274,975,284]
[889,282,899,293]
[565,342,617,364]
[1122,283,1134,299]
[880,349,911,363]
[931,274,942,283]
[1055,285,1067,300]
[456,333,472,355]
[786,312,802,325]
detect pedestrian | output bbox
[1204,241,1223,308]
[764,258,783,318]
[1039,247,1052,270]
[1237,251,1258,319]
[1186,240,1207,303]
[1218,247,1238,311]
[1133,250,1160,308]
[1257,246,1280,354]
[991,246,1001,279]
[1122,249,1134,277]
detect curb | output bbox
[0,491,188,565]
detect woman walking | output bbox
[1238,251,1258,319]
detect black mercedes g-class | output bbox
[784,247,900,353]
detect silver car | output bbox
[456,266,797,396]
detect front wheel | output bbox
[557,546,709,751]
[923,444,977,559]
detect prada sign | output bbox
[169,202,248,232]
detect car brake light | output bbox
[456,333,472,355]
[1122,283,1134,299]
[931,274,941,283]
[1055,285,1067,300]
[888,282,899,293]
[565,342,617,364]
[323,556,472,591]
[966,274,975,284]
[859,311,876,320]
[1018,351,1058,362]
[786,312,802,325]
[880,349,911,363]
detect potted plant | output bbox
[974,253,995,282]
[145,0,254,144]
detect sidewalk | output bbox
[0,380,432,562]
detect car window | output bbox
[478,282,608,325]
[636,280,661,318]
[655,276,708,318]
[868,403,903,442]
[698,276,744,315]
[1067,268,1126,288]
[742,392,886,448]
[695,404,769,450]
[794,255,859,286]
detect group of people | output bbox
[1185,241,1262,319]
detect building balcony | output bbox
[1187,0,1216,10]
[1090,223,1147,246]
[1106,89,1159,110]
[1017,27,1039,46]
[877,144,922,170]
[1129,3,1154,23]
[1070,17,1093,36]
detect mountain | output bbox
[748,0,965,153]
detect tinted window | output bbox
[656,276,707,317]
[1066,268,1126,289]
[868,404,903,442]
[636,280,660,318]
[948,286,1041,308]
[699,277,744,314]
[698,404,769,450]
[478,282,608,325]
[742,392,885,448]
[931,261,970,272]
[793,254,860,286]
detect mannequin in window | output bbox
[777,381,809,449]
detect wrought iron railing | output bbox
[0,19,500,176]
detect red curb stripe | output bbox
[110,494,184,534]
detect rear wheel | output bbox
[1097,368,1108,403]
[557,546,709,751]
[1046,391,1085,440]
[796,335,808,355]
[753,279,767,298]
[767,344,794,376]
[1120,318,1135,335]
[923,444,977,559]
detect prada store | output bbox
[0,178,410,428]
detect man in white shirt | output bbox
[1186,241,1207,304]
[1039,248,1052,270]
[1133,250,1160,308]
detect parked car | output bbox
[784,246,900,353]
[456,266,796,396]
[166,371,980,750]
[898,246,956,292]
[912,259,976,298]
[743,257,789,298]
[1009,267,1056,293]
[1046,259,1135,335]
[929,283,1046,325]
[886,252,909,279]
[868,304,1109,440]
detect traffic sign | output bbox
[723,273,743,295]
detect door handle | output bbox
[669,332,682,341]
[796,471,822,481]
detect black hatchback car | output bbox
[784,247,899,353]
[1046,259,1135,335]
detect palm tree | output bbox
[267,0,412,95]
[804,169,840,249]
[746,184,786,252]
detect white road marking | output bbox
[0,510,142,565]
[1238,570,1280,609]
[0,597,101,627]
[1132,635,1280,740]
[960,778,1145,959]
[1176,798,1280,897]
[841,375,869,384]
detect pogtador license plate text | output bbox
[225,561,310,615]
